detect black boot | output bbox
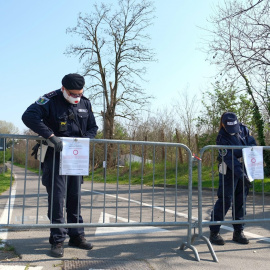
[209,231,225,245]
[69,235,93,250]
[50,242,64,257]
[233,230,249,244]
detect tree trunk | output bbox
[195,134,199,154]
[144,134,148,165]
[104,111,114,167]
[160,129,165,161]
[175,129,183,164]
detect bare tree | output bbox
[216,0,264,21]
[174,91,199,152]
[204,0,270,116]
[128,109,176,162]
[0,120,19,134]
[66,0,155,141]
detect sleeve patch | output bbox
[218,149,227,157]
[36,96,50,105]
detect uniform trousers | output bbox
[209,170,249,233]
[42,147,84,244]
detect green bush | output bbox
[0,149,11,164]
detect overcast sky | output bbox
[0,0,218,133]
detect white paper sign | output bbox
[59,137,90,176]
[242,146,264,181]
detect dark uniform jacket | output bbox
[22,89,98,139]
[216,123,256,180]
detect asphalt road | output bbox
[0,164,270,270]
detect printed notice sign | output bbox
[242,146,264,182]
[59,137,90,176]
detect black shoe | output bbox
[50,242,64,257]
[233,230,249,244]
[209,231,225,245]
[69,235,93,250]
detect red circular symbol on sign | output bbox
[73,150,78,155]
[251,158,256,163]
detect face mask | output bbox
[63,90,81,104]
[229,133,235,136]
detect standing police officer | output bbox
[209,112,256,245]
[22,73,98,257]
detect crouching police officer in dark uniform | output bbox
[22,73,98,257]
[209,112,256,245]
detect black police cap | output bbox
[62,73,85,90]
[222,112,240,134]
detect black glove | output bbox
[49,136,63,152]
[244,175,252,188]
[31,143,40,159]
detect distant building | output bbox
[119,154,152,166]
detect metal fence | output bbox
[0,134,199,260]
[195,145,270,262]
[2,134,270,262]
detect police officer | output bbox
[209,112,256,245]
[22,73,98,257]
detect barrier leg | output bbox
[200,235,219,262]
[180,241,200,262]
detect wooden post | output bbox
[144,134,147,165]
[175,128,183,164]
[161,129,165,161]
[132,130,136,152]
[195,134,199,155]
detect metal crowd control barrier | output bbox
[195,145,270,262]
[0,134,200,261]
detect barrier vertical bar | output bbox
[116,144,120,222]
[7,138,15,225]
[77,177,81,223]
[262,178,265,218]
[179,148,201,261]
[140,144,144,223]
[22,139,29,224]
[90,143,95,223]
[103,142,108,223]
[163,146,167,222]
[175,147,178,222]
[232,149,235,220]
[50,149,56,224]
[128,144,132,222]
[36,140,42,224]
[64,176,68,222]
[196,146,218,262]
[152,145,156,222]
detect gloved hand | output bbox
[31,143,40,159]
[244,175,252,188]
[49,136,63,152]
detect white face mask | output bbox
[63,90,81,104]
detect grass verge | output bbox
[10,161,270,193]
[0,170,14,194]
[84,161,270,193]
